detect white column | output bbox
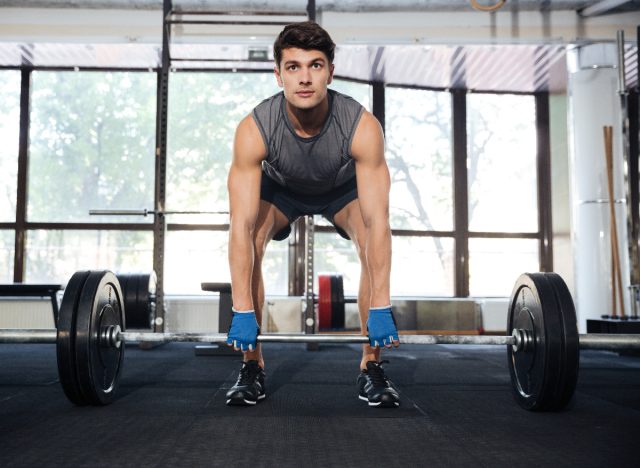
[567,43,629,332]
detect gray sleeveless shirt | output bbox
[252,89,365,196]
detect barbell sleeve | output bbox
[578,334,640,350]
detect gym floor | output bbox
[1,342,638,467]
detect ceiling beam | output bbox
[579,0,632,17]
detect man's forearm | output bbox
[228,223,255,311]
[365,222,392,307]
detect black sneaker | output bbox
[226,360,266,406]
[357,360,400,408]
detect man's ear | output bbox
[274,65,284,87]
[327,63,335,85]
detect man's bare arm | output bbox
[227,115,266,311]
[351,111,392,308]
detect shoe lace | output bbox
[367,360,390,388]
[238,362,259,385]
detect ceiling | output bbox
[0,1,639,15]
[0,0,638,92]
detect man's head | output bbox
[273,21,336,111]
[273,21,335,69]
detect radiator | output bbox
[164,297,220,333]
[0,299,56,328]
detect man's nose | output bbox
[299,67,312,84]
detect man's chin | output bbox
[288,97,321,111]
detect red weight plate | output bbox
[318,274,332,331]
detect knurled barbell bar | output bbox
[1,270,640,410]
[4,328,635,349]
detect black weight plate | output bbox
[330,274,345,329]
[126,273,140,328]
[507,273,563,411]
[124,272,156,329]
[74,270,125,405]
[116,273,131,326]
[546,272,580,410]
[137,272,157,329]
[56,270,91,406]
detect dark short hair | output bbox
[273,21,336,68]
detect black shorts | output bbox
[260,173,358,241]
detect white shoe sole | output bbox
[358,394,400,407]
[226,393,266,406]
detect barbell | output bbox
[1,270,640,410]
[89,209,229,217]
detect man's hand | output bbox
[226,310,260,352]
[367,306,400,348]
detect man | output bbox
[225,21,400,408]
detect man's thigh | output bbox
[332,199,367,248]
[253,200,290,245]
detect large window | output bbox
[165,72,281,292]
[330,78,371,110]
[386,87,454,296]
[28,71,156,223]
[467,93,537,232]
[23,71,157,283]
[0,231,14,282]
[164,230,288,295]
[0,71,20,223]
[387,87,453,231]
[468,238,539,296]
[25,230,153,283]
[467,93,539,296]
[3,64,546,299]
[167,72,279,216]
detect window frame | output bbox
[4,64,552,299]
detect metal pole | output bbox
[89,209,228,216]
[617,30,640,294]
[4,329,640,351]
[152,0,172,332]
[303,215,316,337]
[579,333,640,350]
[118,331,517,345]
[0,330,57,344]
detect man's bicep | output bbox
[228,116,266,223]
[352,113,390,223]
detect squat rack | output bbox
[152,0,316,332]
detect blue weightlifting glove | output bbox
[226,309,260,352]
[367,306,399,348]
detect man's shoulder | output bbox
[329,88,361,107]
[254,91,284,111]
[329,89,366,131]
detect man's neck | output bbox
[285,94,330,138]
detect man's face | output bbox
[274,47,334,111]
